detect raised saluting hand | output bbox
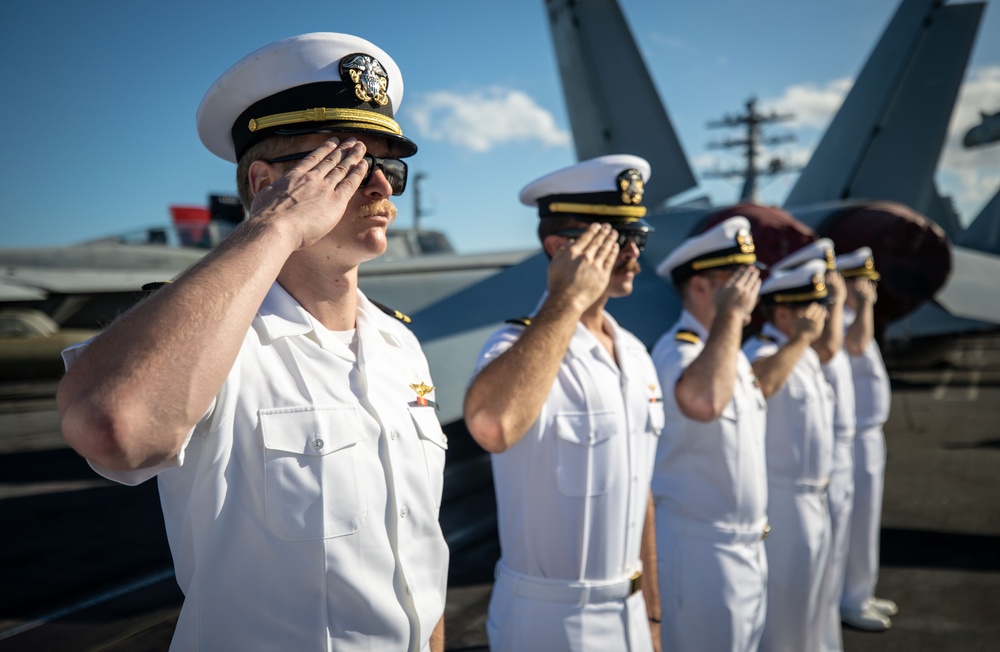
[547,223,621,315]
[249,137,370,251]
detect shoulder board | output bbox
[675,329,701,345]
[370,299,412,324]
[505,317,532,327]
[755,332,777,343]
[141,280,171,293]
[142,281,171,292]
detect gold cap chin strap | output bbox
[772,289,828,303]
[690,252,757,271]
[546,202,647,219]
[249,107,403,135]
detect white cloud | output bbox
[763,78,853,130]
[408,87,571,153]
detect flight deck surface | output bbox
[1,332,998,651]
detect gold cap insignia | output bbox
[736,228,755,254]
[813,273,827,292]
[617,169,644,205]
[825,248,836,270]
[340,53,389,107]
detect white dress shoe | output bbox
[869,597,899,617]
[842,605,892,631]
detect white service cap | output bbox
[197,32,414,163]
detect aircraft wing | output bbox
[0,267,175,295]
[0,279,48,302]
[935,245,1000,326]
[544,0,697,206]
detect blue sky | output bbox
[2,0,998,254]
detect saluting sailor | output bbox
[464,155,663,652]
[838,247,898,631]
[57,33,449,651]
[743,260,835,652]
[769,239,853,652]
[650,216,769,652]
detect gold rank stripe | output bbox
[690,252,757,271]
[772,289,828,303]
[248,107,403,135]
[546,202,647,219]
[675,331,701,344]
[841,268,881,280]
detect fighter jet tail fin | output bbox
[544,0,697,206]
[956,187,1000,253]
[784,0,985,239]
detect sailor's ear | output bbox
[248,160,279,198]
[541,234,564,258]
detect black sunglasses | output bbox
[555,228,648,252]
[265,152,408,195]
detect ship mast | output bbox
[702,96,800,203]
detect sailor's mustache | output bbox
[614,259,641,275]
[358,199,397,222]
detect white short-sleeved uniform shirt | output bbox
[63,284,449,652]
[474,304,663,581]
[650,310,768,529]
[843,307,891,429]
[743,323,834,485]
[822,349,857,443]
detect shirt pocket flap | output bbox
[408,405,449,450]
[648,402,665,434]
[259,407,366,457]
[786,379,811,401]
[553,411,617,446]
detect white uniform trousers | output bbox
[486,562,653,652]
[841,425,887,611]
[655,504,768,652]
[760,484,832,652]
[819,437,855,652]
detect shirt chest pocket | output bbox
[409,406,448,512]
[553,411,621,497]
[259,407,369,541]
[648,401,665,435]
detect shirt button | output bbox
[400,506,409,518]
[313,437,324,450]
[389,430,398,440]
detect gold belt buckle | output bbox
[629,570,642,595]
[762,523,771,540]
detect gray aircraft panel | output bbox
[545,0,696,204]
